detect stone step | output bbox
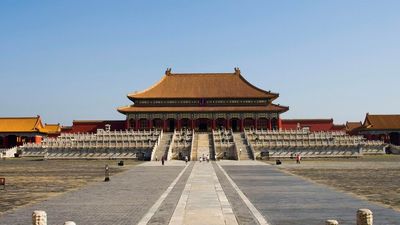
[153,133,173,161]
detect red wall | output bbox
[282,119,345,132]
[62,120,127,134]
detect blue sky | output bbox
[1,1,399,125]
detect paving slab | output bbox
[169,162,238,225]
[146,162,194,225]
[220,162,400,225]
[0,164,185,225]
[212,162,260,225]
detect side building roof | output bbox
[44,123,61,134]
[361,114,400,131]
[0,116,47,133]
[127,68,278,100]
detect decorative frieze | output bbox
[134,98,270,106]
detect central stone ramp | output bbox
[169,162,238,225]
[196,133,212,160]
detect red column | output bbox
[4,136,8,148]
[177,119,181,130]
[191,119,195,130]
[135,119,140,130]
[240,119,244,131]
[125,119,129,130]
[163,120,167,131]
[268,119,272,130]
[278,117,282,130]
[226,119,230,130]
[35,136,42,144]
[212,119,216,130]
[255,118,258,130]
[149,119,153,130]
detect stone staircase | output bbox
[233,133,254,160]
[153,132,173,161]
[193,133,212,161]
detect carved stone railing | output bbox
[167,130,176,160]
[151,129,163,161]
[243,130,256,160]
[190,130,195,161]
[231,130,239,160]
[211,130,217,160]
[0,146,18,158]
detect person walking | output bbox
[296,154,301,164]
[185,156,188,164]
[161,155,165,166]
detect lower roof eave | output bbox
[117,109,288,114]
[359,129,400,133]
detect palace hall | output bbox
[117,68,288,132]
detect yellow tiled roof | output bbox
[363,114,400,130]
[346,121,362,131]
[128,69,279,100]
[0,116,46,133]
[43,123,61,134]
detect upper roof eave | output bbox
[127,69,279,100]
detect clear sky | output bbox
[1,1,399,125]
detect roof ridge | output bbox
[368,114,400,116]
[282,118,333,121]
[170,72,235,75]
[0,116,40,119]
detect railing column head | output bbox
[64,221,76,225]
[326,219,339,225]
[32,210,47,225]
[357,208,373,225]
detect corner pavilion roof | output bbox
[128,69,278,100]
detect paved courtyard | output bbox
[0,160,399,225]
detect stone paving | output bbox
[1,160,400,225]
[0,163,185,225]
[221,163,400,225]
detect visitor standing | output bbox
[161,155,165,166]
[185,156,188,164]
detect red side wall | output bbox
[62,120,127,134]
[35,136,42,143]
[282,119,345,132]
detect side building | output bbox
[356,113,400,146]
[0,116,61,148]
[282,119,345,132]
[61,120,126,133]
[118,68,288,132]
